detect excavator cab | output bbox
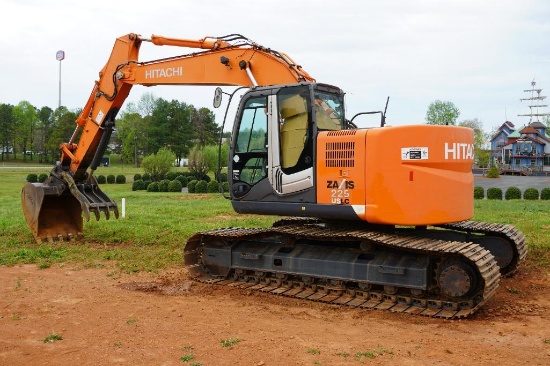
[228,82,345,208]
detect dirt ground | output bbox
[1,264,549,366]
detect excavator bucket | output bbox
[22,182,84,243]
[21,173,119,243]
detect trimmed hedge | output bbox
[187,180,198,193]
[168,179,183,192]
[195,180,208,193]
[165,171,179,181]
[38,173,49,182]
[216,172,228,182]
[26,173,38,183]
[505,187,521,200]
[176,175,188,187]
[133,173,142,182]
[147,182,159,192]
[97,175,107,184]
[116,175,126,184]
[132,180,148,191]
[541,187,550,200]
[523,188,539,200]
[473,186,484,199]
[487,187,503,200]
[207,180,220,193]
[107,174,116,184]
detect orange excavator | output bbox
[22,33,526,318]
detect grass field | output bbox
[1,163,549,273]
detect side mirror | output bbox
[213,87,223,108]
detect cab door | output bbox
[267,85,314,196]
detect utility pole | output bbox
[56,50,65,109]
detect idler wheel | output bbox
[437,258,478,299]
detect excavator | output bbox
[22,33,527,318]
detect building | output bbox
[490,81,550,175]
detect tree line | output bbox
[0,92,221,165]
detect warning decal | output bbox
[401,147,429,160]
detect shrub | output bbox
[195,180,208,193]
[38,173,49,182]
[191,172,211,182]
[107,174,116,184]
[133,173,142,181]
[541,187,550,200]
[26,173,38,183]
[168,179,183,192]
[132,180,147,191]
[146,182,159,192]
[158,179,170,192]
[523,188,539,200]
[486,166,500,178]
[505,186,521,200]
[176,175,188,187]
[487,187,502,200]
[142,148,176,182]
[222,182,229,192]
[187,180,198,193]
[142,173,151,181]
[116,175,126,184]
[207,180,220,193]
[166,171,179,181]
[97,175,107,184]
[473,186,484,199]
[216,172,228,182]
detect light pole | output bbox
[56,50,65,108]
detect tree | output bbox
[0,103,15,160]
[114,111,147,166]
[202,142,229,175]
[459,118,490,168]
[458,118,486,149]
[191,107,220,147]
[46,107,79,161]
[12,101,39,160]
[425,100,460,125]
[141,148,176,181]
[37,106,54,163]
[187,145,209,180]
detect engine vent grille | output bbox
[325,141,355,168]
[327,130,357,136]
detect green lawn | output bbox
[1,164,549,272]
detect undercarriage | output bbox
[184,219,526,318]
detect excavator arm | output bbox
[22,32,315,242]
[67,33,314,179]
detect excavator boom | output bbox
[22,33,314,242]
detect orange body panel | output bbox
[317,125,474,225]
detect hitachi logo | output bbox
[444,143,474,160]
[145,67,183,79]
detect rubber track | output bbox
[436,220,527,276]
[185,224,501,319]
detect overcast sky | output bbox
[1,0,549,133]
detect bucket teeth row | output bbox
[37,232,83,244]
